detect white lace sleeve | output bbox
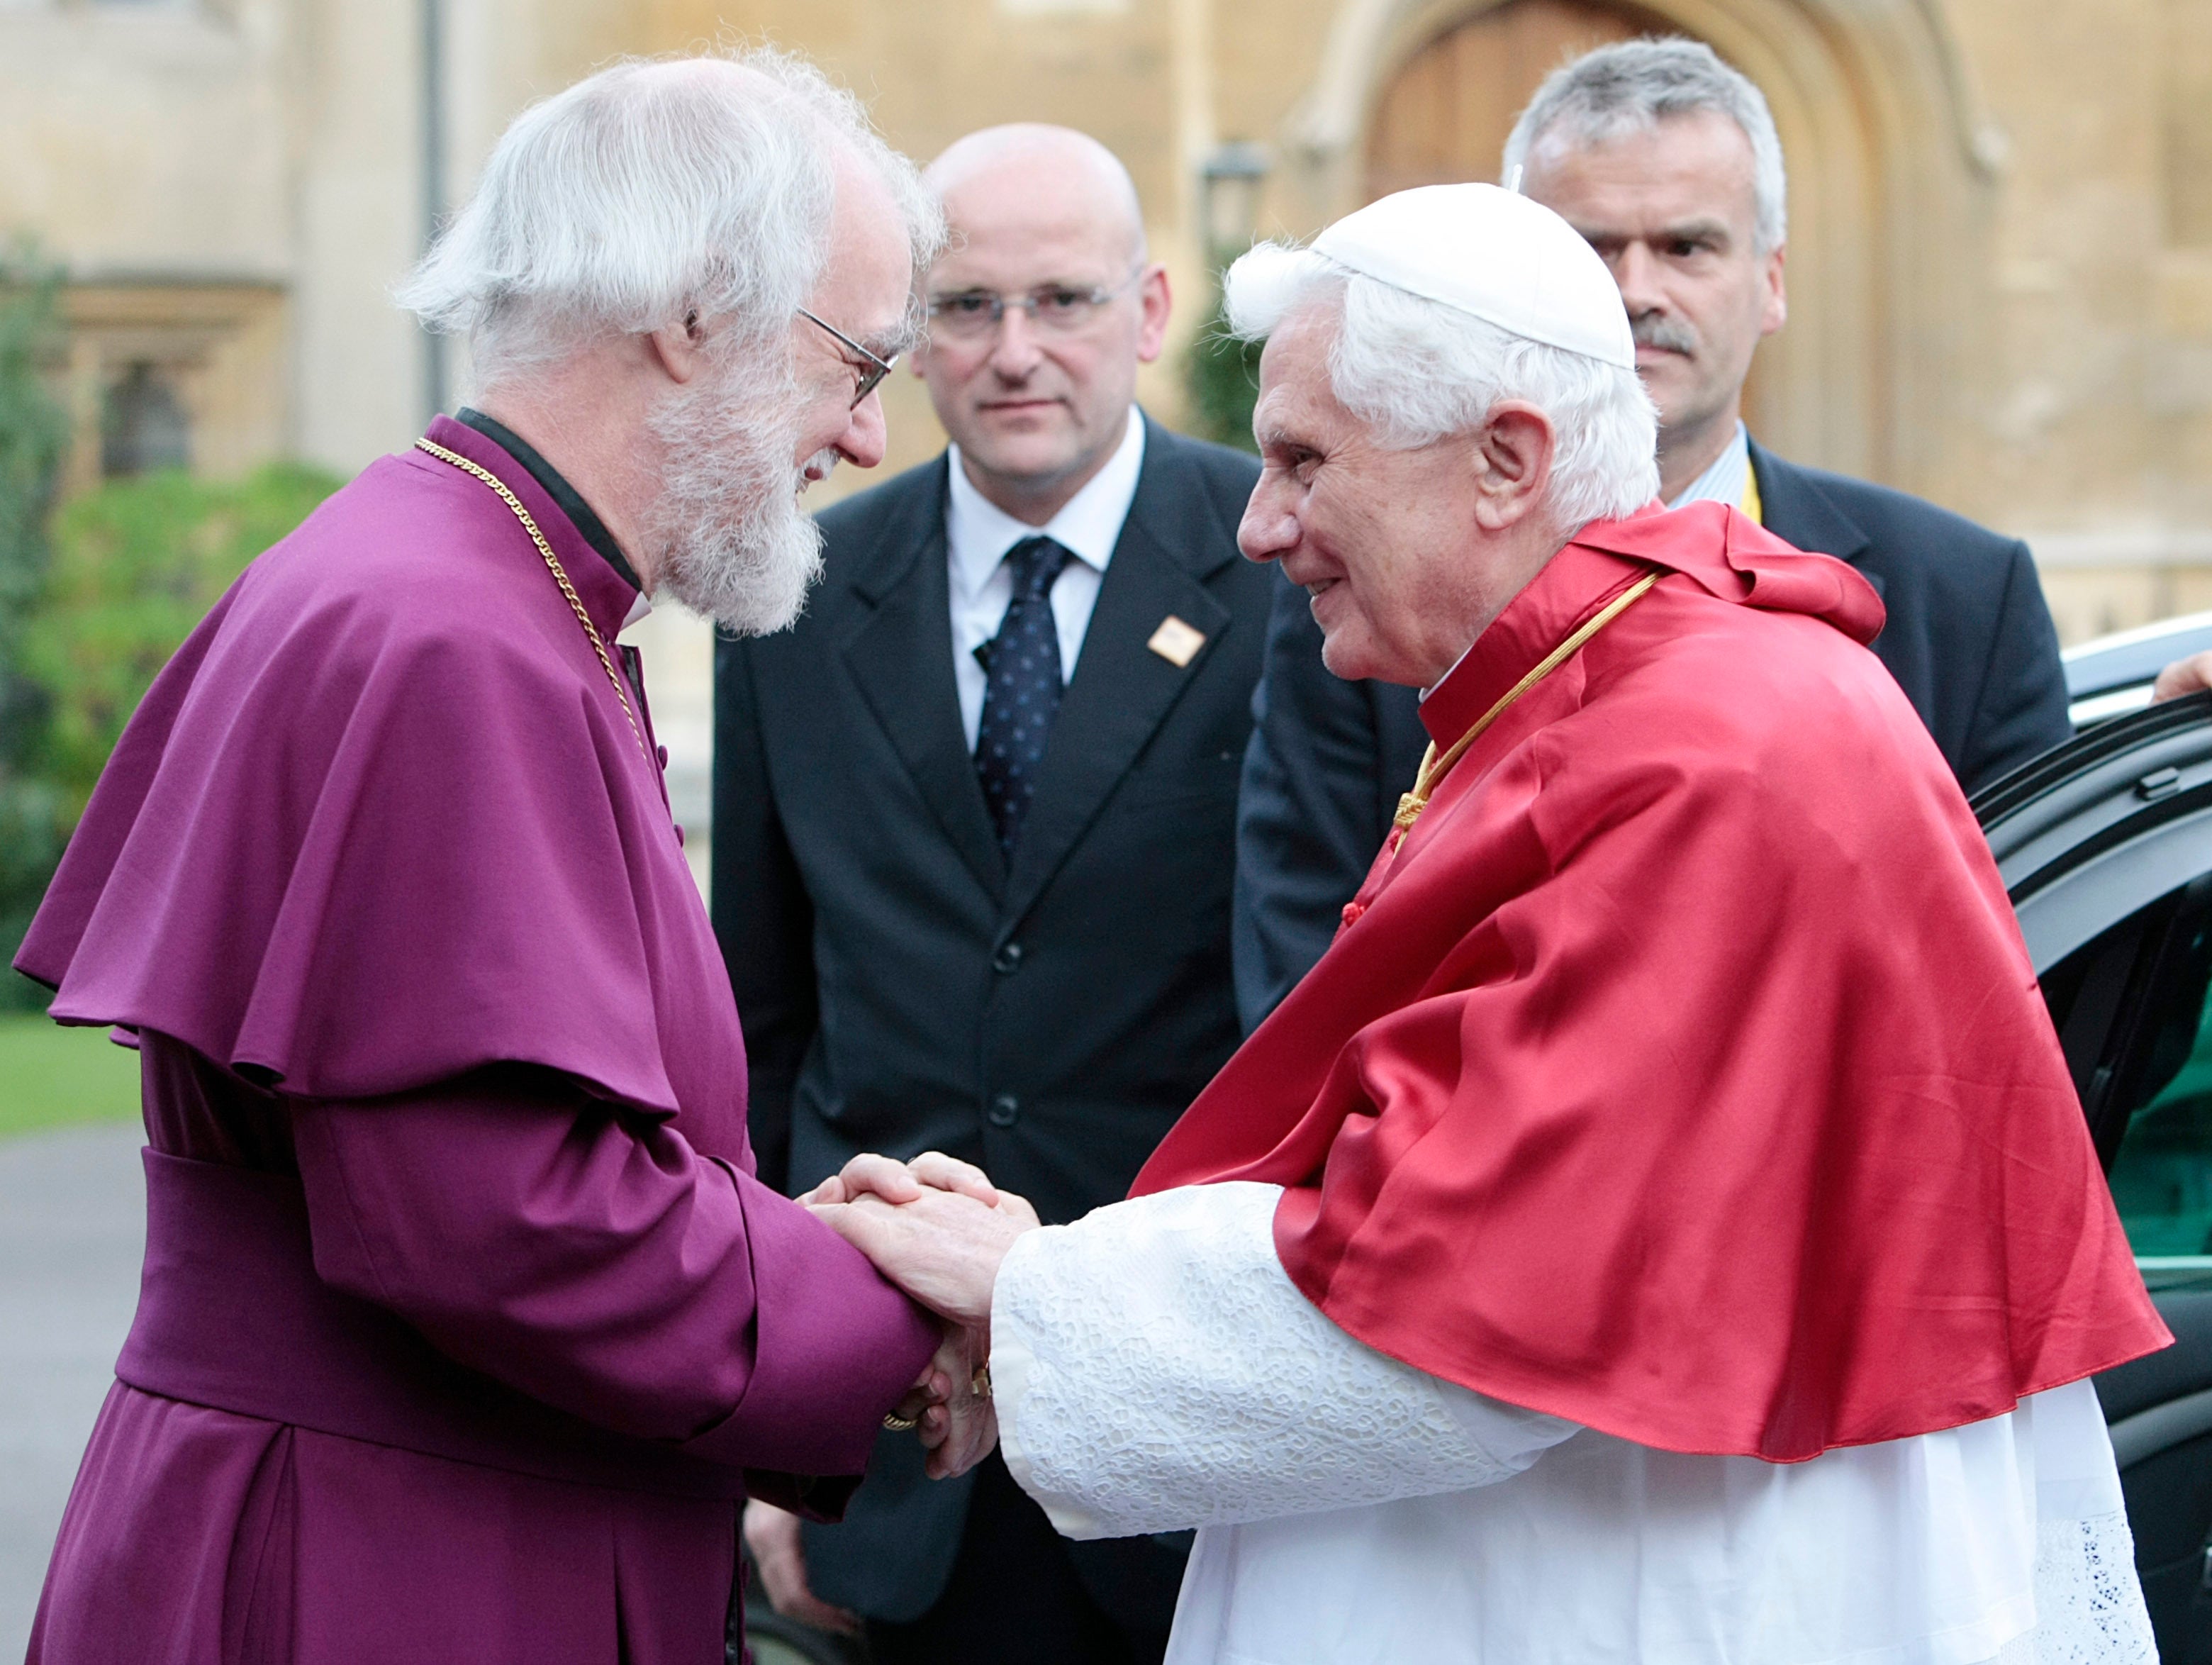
[990,1181,1579,1540]
[1989,1381,2158,1665]
[1989,1512,2160,1665]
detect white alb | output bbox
[992,1182,2158,1665]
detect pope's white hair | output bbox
[1503,39,1787,255]
[1224,243,1658,530]
[397,46,943,386]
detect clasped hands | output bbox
[803,1150,1039,1480]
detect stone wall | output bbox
[9,0,2209,639]
[608,0,2212,637]
[7,0,2212,903]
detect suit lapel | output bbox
[837,460,1007,902]
[1002,428,1236,925]
[1750,440,1884,602]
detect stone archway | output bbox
[1363,0,1656,202]
[1276,0,2004,494]
[1358,1,1783,440]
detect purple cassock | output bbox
[14,413,938,1664]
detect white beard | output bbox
[644,359,827,637]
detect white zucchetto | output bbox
[1313,184,1635,369]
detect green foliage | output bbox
[0,1013,141,1138]
[1183,277,1263,455]
[0,252,65,616]
[28,462,342,815]
[0,247,69,1011]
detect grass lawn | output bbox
[0,1013,141,1140]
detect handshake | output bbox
[800,1150,1041,1482]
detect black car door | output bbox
[1977,690,2212,1664]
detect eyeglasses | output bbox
[925,271,1145,342]
[798,308,898,409]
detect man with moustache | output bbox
[17,52,952,1665]
[715,124,1270,1664]
[1233,38,2076,1027]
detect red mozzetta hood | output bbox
[1135,503,2166,1461]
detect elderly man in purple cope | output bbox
[16,51,976,1665]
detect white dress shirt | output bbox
[993,1183,2158,1665]
[946,407,1146,750]
[1668,418,1753,512]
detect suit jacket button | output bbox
[992,942,1024,973]
[988,1093,1020,1127]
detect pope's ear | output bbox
[1470,402,1554,533]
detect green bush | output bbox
[0,1012,142,1137]
[28,462,343,816]
[0,249,69,1010]
[1183,277,1263,455]
[0,250,343,1011]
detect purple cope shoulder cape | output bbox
[17,416,937,1665]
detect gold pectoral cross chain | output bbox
[1393,569,1661,833]
[414,437,653,767]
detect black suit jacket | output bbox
[713,416,1268,1624]
[1231,439,2074,1030]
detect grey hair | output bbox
[1223,243,1658,530]
[1502,38,1787,253]
[398,46,943,386]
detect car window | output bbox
[2038,872,2212,1287]
[2109,984,2212,1259]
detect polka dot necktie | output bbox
[974,535,1076,858]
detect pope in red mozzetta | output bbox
[802,184,2174,1665]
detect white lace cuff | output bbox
[991,1181,1578,1540]
[1990,1507,2160,1665]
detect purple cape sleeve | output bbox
[290,1070,939,1483]
[23,467,698,1110]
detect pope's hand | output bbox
[911,1322,1000,1480]
[801,1149,1005,1210]
[874,1325,995,1479]
[806,1179,1039,1329]
[883,1327,960,1428]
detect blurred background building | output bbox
[4,0,2210,886]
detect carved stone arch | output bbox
[1275,0,2002,491]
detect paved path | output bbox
[0,1123,143,1657]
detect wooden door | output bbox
[1362,2,1775,443]
[1364,1,1662,201]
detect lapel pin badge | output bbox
[1146,615,1207,668]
